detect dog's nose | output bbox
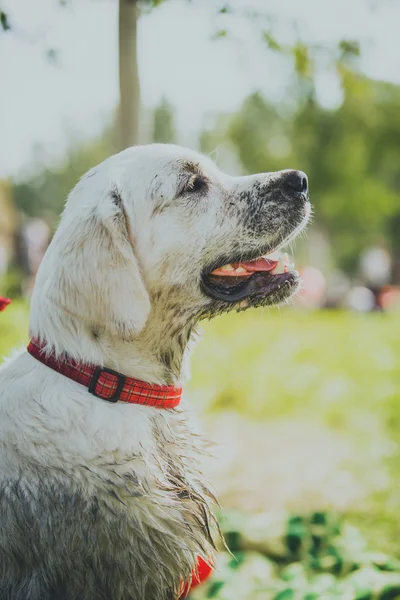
[282,170,308,195]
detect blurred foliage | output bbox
[5,0,389,276]
[200,68,400,273]
[193,510,400,599]
[189,308,400,554]
[190,309,400,427]
[293,44,312,79]
[152,97,176,144]
[263,32,282,53]
[11,96,176,223]
[339,40,361,59]
[0,10,10,31]
[218,5,234,15]
[0,268,26,299]
[212,29,229,40]
[9,63,400,275]
[0,301,29,355]
[12,126,116,225]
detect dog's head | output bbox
[31,144,310,347]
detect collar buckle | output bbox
[88,366,126,403]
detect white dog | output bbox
[0,144,310,600]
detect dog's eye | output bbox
[186,175,206,193]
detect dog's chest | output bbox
[0,387,216,600]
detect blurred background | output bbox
[2,0,400,597]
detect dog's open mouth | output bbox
[201,250,300,306]
[202,200,311,307]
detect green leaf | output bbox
[273,589,295,600]
[212,29,228,40]
[207,580,225,597]
[263,32,282,52]
[311,512,328,526]
[0,11,11,31]
[294,43,312,78]
[218,4,233,14]
[339,39,361,57]
[379,585,400,600]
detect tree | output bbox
[118,0,141,149]
[2,1,360,152]
[1,1,163,151]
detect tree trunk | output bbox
[118,0,140,150]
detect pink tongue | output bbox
[232,257,278,272]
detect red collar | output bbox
[27,338,182,408]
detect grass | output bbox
[2,302,400,555]
[191,309,400,423]
[190,308,400,556]
[0,301,30,357]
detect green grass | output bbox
[2,302,400,554]
[189,308,400,555]
[0,301,30,358]
[190,309,400,423]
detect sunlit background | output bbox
[2,0,400,597]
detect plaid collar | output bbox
[27,338,182,408]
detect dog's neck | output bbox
[103,308,198,386]
[30,296,198,387]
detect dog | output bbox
[0,144,310,600]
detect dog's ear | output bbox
[46,185,151,341]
